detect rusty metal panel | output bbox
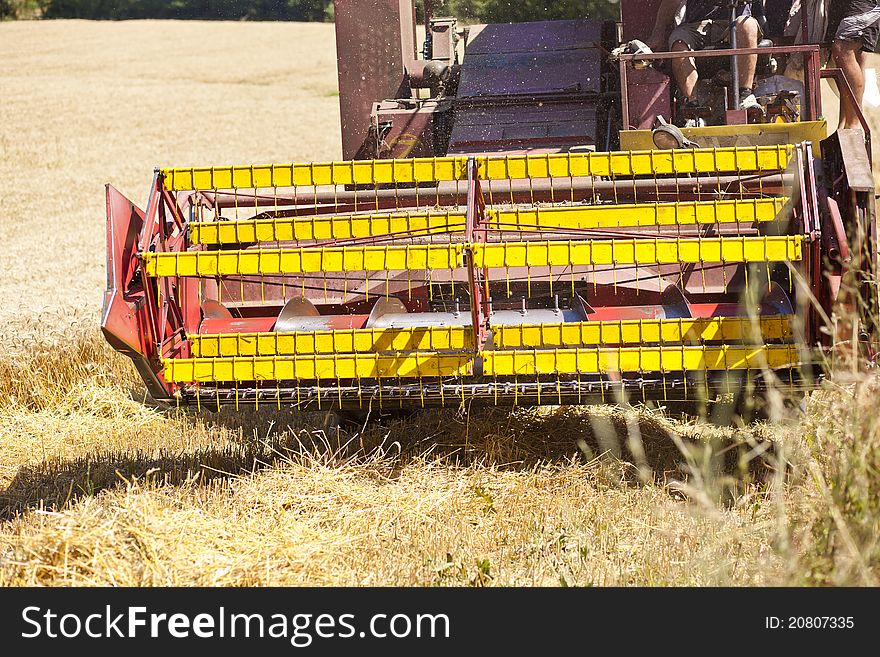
[619,0,671,130]
[333,0,417,160]
[622,67,671,130]
[373,98,452,158]
[457,21,602,98]
[448,20,604,155]
[829,129,874,192]
[620,0,665,42]
[449,102,597,154]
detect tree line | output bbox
[3,0,619,22]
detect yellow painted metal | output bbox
[488,197,788,231]
[483,344,800,376]
[163,352,473,382]
[144,243,463,277]
[190,316,794,359]
[493,316,794,348]
[161,145,793,191]
[164,343,799,382]
[189,198,787,245]
[163,158,465,191]
[619,120,827,157]
[478,146,792,182]
[191,326,473,357]
[191,210,466,245]
[144,235,801,276]
[471,235,802,268]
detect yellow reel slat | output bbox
[144,244,463,276]
[161,145,793,191]
[483,344,800,376]
[165,344,799,382]
[488,197,788,231]
[164,352,474,382]
[493,316,793,348]
[144,235,801,276]
[191,211,467,245]
[472,236,802,268]
[189,316,794,358]
[189,198,788,245]
[192,326,473,357]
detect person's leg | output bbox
[830,4,880,129]
[832,38,865,129]
[735,16,760,92]
[671,39,699,99]
[668,23,705,101]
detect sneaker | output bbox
[739,91,765,116]
[677,97,709,127]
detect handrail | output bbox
[617,44,823,61]
[618,44,823,128]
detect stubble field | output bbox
[0,19,878,586]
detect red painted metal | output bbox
[101,184,172,401]
[826,196,851,263]
[618,44,823,127]
[102,185,148,357]
[585,303,750,321]
[333,0,417,159]
[822,194,846,313]
[107,173,206,398]
[618,44,825,61]
[464,157,490,352]
[623,68,671,130]
[371,98,450,158]
[620,0,665,43]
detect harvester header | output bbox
[102,1,877,417]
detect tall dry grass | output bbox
[0,20,878,586]
[2,313,877,586]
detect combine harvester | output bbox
[103,1,877,419]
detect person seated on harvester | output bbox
[647,0,764,115]
[829,0,880,130]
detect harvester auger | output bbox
[103,1,878,417]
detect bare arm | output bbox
[646,0,687,52]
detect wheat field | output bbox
[0,19,878,586]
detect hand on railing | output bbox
[610,40,655,70]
